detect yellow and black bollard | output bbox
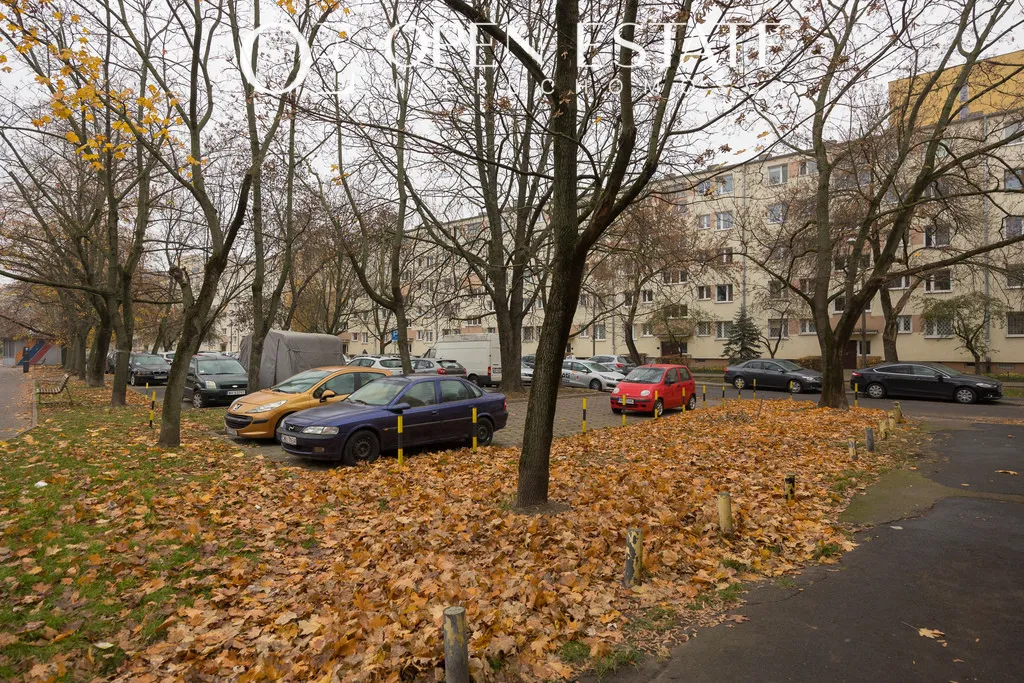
[621,395,627,427]
[721,383,726,403]
[653,391,659,419]
[854,383,859,408]
[582,397,587,433]
[149,391,155,429]
[785,473,796,504]
[789,379,794,399]
[752,379,757,400]
[737,382,742,400]
[702,385,706,408]
[471,407,478,452]
[397,414,405,466]
[623,528,644,587]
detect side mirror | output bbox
[389,402,411,412]
[936,375,944,382]
[320,390,337,402]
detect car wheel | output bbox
[954,387,977,404]
[129,373,136,386]
[589,379,601,391]
[686,393,697,411]
[467,374,479,386]
[790,380,803,394]
[475,417,494,446]
[192,390,204,409]
[733,376,746,390]
[866,382,886,399]
[653,398,664,417]
[343,430,380,466]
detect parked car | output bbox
[224,366,389,439]
[521,362,534,384]
[412,358,467,377]
[128,353,171,386]
[105,350,118,374]
[277,375,508,464]
[184,356,249,408]
[422,333,502,386]
[521,354,536,368]
[588,354,637,374]
[561,360,625,391]
[611,364,697,415]
[723,359,822,394]
[160,352,176,364]
[850,362,1003,404]
[348,356,403,372]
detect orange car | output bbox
[224,366,389,439]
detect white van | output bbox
[422,333,503,386]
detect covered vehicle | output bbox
[611,364,697,416]
[850,362,1002,404]
[185,356,248,408]
[239,330,348,390]
[225,366,389,438]
[724,359,822,394]
[128,353,170,386]
[561,359,624,391]
[278,375,508,464]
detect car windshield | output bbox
[271,369,332,393]
[581,361,612,373]
[927,363,964,377]
[134,355,165,365]
[197,359,245,375]
[622,367,665,383]
[775,360,803,371]
[346,378,406,406]
[380,359,403,368]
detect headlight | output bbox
[612,387,620,394]
[976,382,996,389]
[302,425,339,435]
[248,400,287,414]
[640,390,651,397]
[800,376,817,381]
[204,380,217,389]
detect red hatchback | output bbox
[611,364,697,416]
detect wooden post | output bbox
[717,492,734,536]
[878,420,887,440]
[865,426,875,452]
[848,438,858,460]
[471,407,478,452]
[893,401,903,423]
[582,397,587,433]
[442,606,469,683]
[854,383,859,408]
[702,384,706,408]
[888,412,896,430]
[623,527,643,587]
[397,413,405,466]
[785,473,796,504]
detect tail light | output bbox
[437,368,447,374]
[487,365,492,376]
[503,398,507,411]
[851,371,862,378]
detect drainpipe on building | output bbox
[982,114,992,372]
[741,164,748,309]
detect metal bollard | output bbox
[582,398,587,433]
[752,379,757,400]
[653,391,659,418]
[717,492,734,535]
[702,384,706,408]
[397,413,405,466]
[722,383,726,403]
[471,407,478,452]
[623,527,643,587]
[854,383,859,408]
[865,426,875,452]
[149,391,155,429]
[785,473,796,504]
[621,395,627,426]
[789,379,794,399]
[443,606,469,683]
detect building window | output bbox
[767,203,786,223]
[1004,121,1024,144]
[1004,169,1023,191]
[798,278,816,295]
[641,289,654,303]
[1008,265,1024,289]
[833,293,846,312]
[856,340,872,356]
[925,269,952,292]
[717,174,734,195]
[361,332,369,344]
[696,321,712,337]
[593,324,606,341]
[1005,216,1023,238]
[715,321,733,339]
[767,164,789,185]
[719,247,734,264]
[925,224,950,247]
[486,327,496,334]
[715,211,734,230]
[799,318,816,335]
[798,160,817,176]
[579,293,589,307]
[769,279,788,300]
[924,317,954,338]
[888,275,911,290]
[695,179,712,195]
[664,304,688,319]
[768,318,788,339]
[663,269,688,284]
[641,323,654,337]
[897,315,912,333]
[578,326,589,338]
[1008,311,1024,336]
[715,284,734,302]
[522,326,534,342]
[697,214,711,230]
[466,317,482,326]
[697,285,712,300]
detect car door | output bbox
[678,366,695,403]
[561,361,575,386]
[663,368,683,408]
[907,364,948,399]
[760,361,786,389]
[395,380,441,446]
[875,364,912,396]
[438,379,474,441]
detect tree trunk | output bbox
[73,326,89,379]
[496,304,524,393]
[87,319,111,388]
[818,336,849,409]
[973,352,982,374]
[110,321,132,407]
[247,331,266,391]
[882,321,899,362]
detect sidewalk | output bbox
[614,420,1024,682]
[0,367,35,441]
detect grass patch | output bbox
[594,645,642,678]
[626,606,678,633]
[717,582,745,603]
[558,639,590,664]
[721,558,750,572]
[813,542,842,560]
[774,576,799,589]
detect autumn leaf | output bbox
[918,627,945,639]
[995,470,1018,476]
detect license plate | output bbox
[624,398,635,405]
[281,434,297,445]
[227,390,245,396]
[226,428,238,437]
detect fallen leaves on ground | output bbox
[995,470,1019,476]
[0,380,909,681]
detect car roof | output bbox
[639,363,685,369]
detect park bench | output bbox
[36,372,73,406]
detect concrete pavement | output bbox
[0,367,34,441]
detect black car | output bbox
[850,362,1002,404]
[723,359,822,394]
[185,356,249,408]
[128,353,170,386]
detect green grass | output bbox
[774,576,799,589]
[594,645,642,678]
[717,582,745,603]
[829,469,864,495]
[1004,387,1024,399]
[721,558,750,572]
[813,542,842,560]
[625,606,678,633]
[558,639,590,664]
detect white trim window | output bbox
[767,164,789,186]
[663,269,688,284]
[799,318,816,335]
[578,326,589,338]
[522,326,535,342]
[798,160,818,176]
[924,317,954,338]
[768,318,789,339]
[641,323,655,337]
[641,289,654,303]
[896,315,912,334]
[716,174,734,195]
[888,275,911,290]
[593,324,607,341]
[798,278,816,295]
[698,214,711,230]
[664,304,688,319]
[1008,311,1024,336]
[769,279,788,300]
[1005,216,1023,239]
[925,224,951,248]
[925,269,953,293]
[1003,121,1024,144]
[767,203,786,224]
[715,320,733,339]
[715,211,734,231]
[715,283,734,302]
[697,285,712,301]
[1008,265,1024,289]
[1004,168,1023,191]
[696,321,712,337]
[719,247,734,264]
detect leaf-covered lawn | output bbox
[0,381,912,681]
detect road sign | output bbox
[391,329,399,342]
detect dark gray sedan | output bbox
[723,359,822,394]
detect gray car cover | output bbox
[239,330,346,389]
